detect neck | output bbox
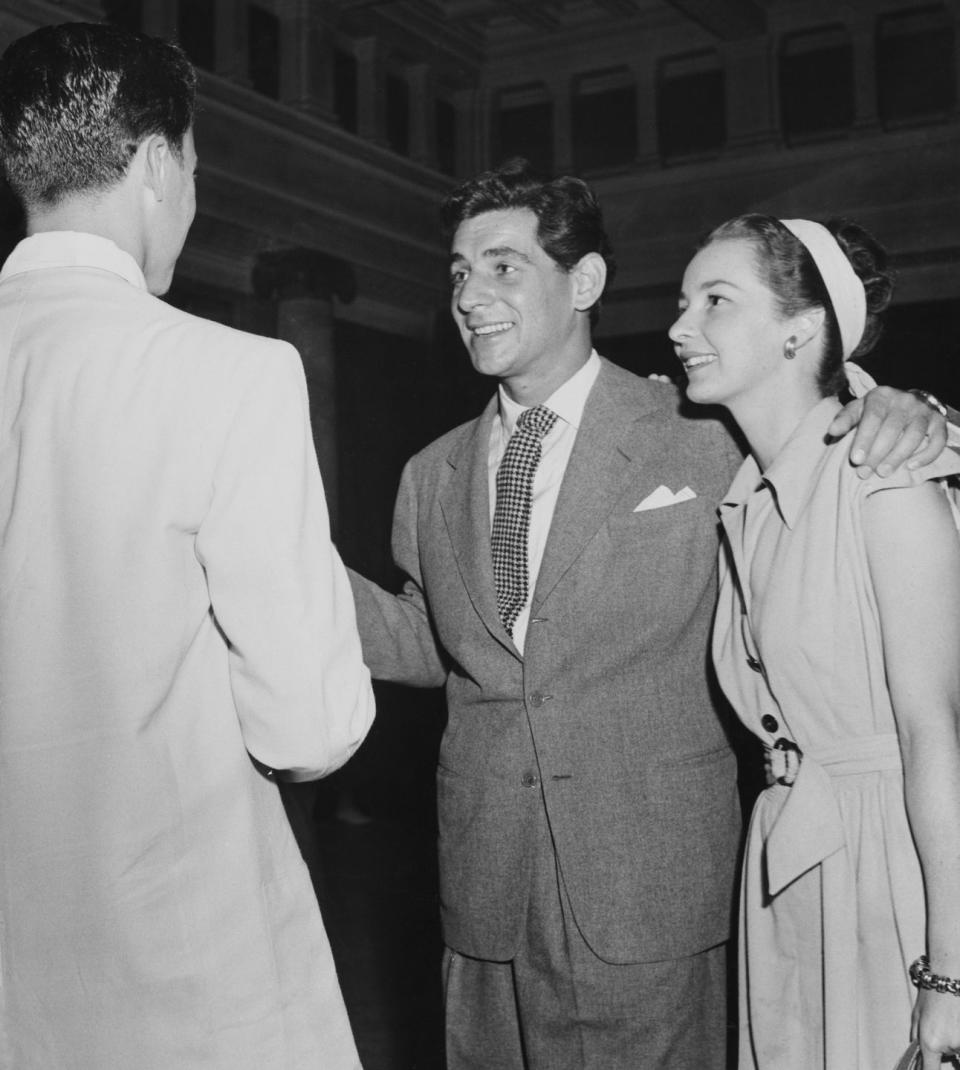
[26,188,145,272]
[501,344,593,408]
[727,380,825,471]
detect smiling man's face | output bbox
[448,207,587,403]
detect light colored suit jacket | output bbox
[0,233,374,1069]
[351,357,744,963]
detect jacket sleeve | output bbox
[195,343,375,780]
[348,458,448,689]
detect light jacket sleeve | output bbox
[196,343,375,779]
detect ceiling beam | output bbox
[488,0,562,30]
[589,0,638,16]
[661,0,765,40]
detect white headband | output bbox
[779,218,866,360]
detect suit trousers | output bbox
[443,794,731,1070]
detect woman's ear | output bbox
[571,251,607,312]
[792,306,827,353]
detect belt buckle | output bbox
[771,737,803,786]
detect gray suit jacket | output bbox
[350,357,745,963]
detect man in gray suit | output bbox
[349,159,946,1069]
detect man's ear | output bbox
[141,134,171,204]
[571,251,607,312]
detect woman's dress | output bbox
[713,396,960,1069]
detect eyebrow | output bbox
[699,278,742,290]
[677,277,744,302]
[449,245,533,267]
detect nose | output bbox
[668,308,694,344]
[455,271,491,313]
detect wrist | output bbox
[909,954,960,997]
[908,389,948,419]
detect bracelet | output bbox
[909,955,960,997]
[909,389,949,419]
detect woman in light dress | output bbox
[668,214,960,1070]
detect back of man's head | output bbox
[0,22,196,210]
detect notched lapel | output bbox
[439,400,518,655]
[532,367,655,609]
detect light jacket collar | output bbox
[1,231,148,292]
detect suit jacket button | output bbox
[521,772,539,787]
[761,714,779,733]
[529,692,552,708]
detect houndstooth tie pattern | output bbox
[491,404,559,635]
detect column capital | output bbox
[252,249,356,304]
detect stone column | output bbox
[278,0,336,120]
[848,10,880,132]
[547,75,573,173]
[722,37,779,153]
[408,63,437,168]
[355,36,388,148]
[455,86,484,175]
[214,0,250,85]
[626,59,660,168]
[252,250,356,533]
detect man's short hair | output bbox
[0,22,197,208]
[440,157,617,320]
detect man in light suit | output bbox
[0,23,374,1069]
[349,160,948,1069]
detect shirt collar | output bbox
[497,350,601,437]
[0,231,148,292]
[719,396,843,529]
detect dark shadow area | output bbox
[0,178,25,264]
[281,683,447,1070]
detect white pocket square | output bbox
[634,485,697,511]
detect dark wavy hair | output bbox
[0,22,197,208]
[440,157,617,324]
[700,214,893,396]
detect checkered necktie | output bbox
[491,404,559,635]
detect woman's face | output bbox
[668,237,796,410]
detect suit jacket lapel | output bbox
[532,361,658,610]
[439,395,518,656]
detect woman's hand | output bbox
[912,988,960,1069]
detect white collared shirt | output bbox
[487,350,601,653]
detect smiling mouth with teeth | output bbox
[680,354,716,370]
[472,322,513,336]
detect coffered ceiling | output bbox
[332,0,766,38]
[330,0,768,59]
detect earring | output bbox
[783,336,797,360]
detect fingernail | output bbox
[850,449,864,465]
[857,466,872,479]
[877,464,892,478]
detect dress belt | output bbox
[766,730,902,782]
[762,732,902,897]
[807,731,902,775]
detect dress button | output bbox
[529,692,552,708]
[746,655,763,673]
[761,714,779,733]
[521,772,540,787]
